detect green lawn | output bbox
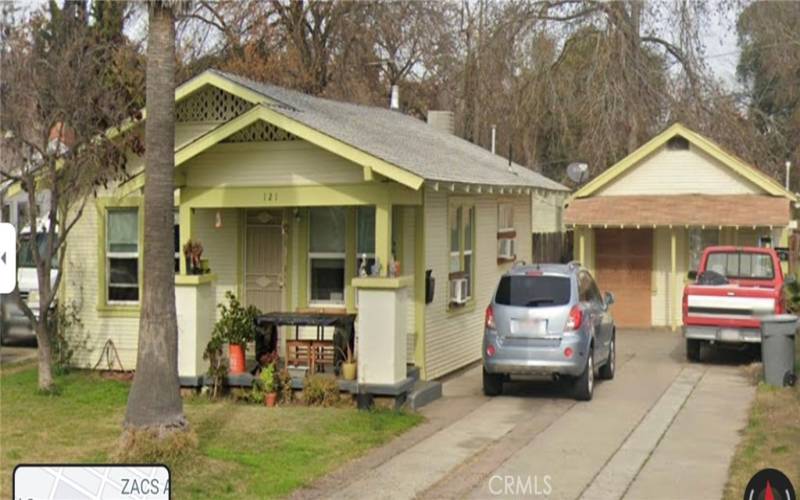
[0,365,421,499]
[723,341,800,499]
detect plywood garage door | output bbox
[595,229,652,327]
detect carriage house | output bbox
[565,123,796,330]
[62,69,568,384]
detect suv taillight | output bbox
[485,305,496,330]
[566,305,582,330]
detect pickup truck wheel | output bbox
[686,339,701,362]
[599,336,615,380]
[573,349,594,401]
[483,369,503,396]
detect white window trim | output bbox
[308,251,347,306]
[106,218,139,306]
[498,202,514,233]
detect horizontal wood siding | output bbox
[184,141,363,187]
[423,190,531,380]
[596,145,762,196]
[63,202,140,369]
[193,208,241,310]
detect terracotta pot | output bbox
[341,362,357,381]
[228,344,246,374]
[264,392,278,407]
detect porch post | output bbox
[670,229,677,331]
[375,200,392,277]
[578,228,586,265]
[179,204,194,275]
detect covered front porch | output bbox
[173,182,425,393]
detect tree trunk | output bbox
[35,319,54,391]
[124,3,185,430]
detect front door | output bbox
[244,209,284,314]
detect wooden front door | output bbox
[245,209,284,314]
[595,229,653,328]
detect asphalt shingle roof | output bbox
[210,70,568,191]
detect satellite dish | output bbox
[566,162,589,184]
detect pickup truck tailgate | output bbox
[685,285,776,327]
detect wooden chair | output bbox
[311,341,336,373]
[286,340,314,370]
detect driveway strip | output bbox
[578,366,705,500]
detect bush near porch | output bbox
[0,364,421,499]
[723,340,800,499]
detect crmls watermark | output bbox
[488,474,553,496]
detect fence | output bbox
[531,232,573,264]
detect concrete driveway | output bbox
[295,330,756,500]
[0,326,37,365]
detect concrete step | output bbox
[407,379,442,410]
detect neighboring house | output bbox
[60,69,568,381]
[564,123,796,329]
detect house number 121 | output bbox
[263,192,278,202]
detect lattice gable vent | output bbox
[222,120,299,143]
[176,85,252,122]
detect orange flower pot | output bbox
[228,344,246,374]
[264,392,278,407]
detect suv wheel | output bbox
[483,369,503,396]
[598,336,615,380]
[686,339,701,362]
[573,348,594,401]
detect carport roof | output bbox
[564,194,792,228]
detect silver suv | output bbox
[482,263,616,401]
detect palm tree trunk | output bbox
[124,2,185,430]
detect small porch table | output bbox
[255,311,356,374]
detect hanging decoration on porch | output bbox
[215,210,223,229]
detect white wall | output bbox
[596,145,764,196]
[423,189,531,380]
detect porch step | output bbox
[406,380,442,410]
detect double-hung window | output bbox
[449,203,475,302]
[356,206,375,275]
[107,208,139,303]
[309,207,346,305]
[173,211,180,272]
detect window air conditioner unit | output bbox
[449,278,469,305]
[498,238,516,260]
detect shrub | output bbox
[302,374,340,407]
[278,368,293,405]
[212,291,260,347]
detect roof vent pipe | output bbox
[491,125,497,154]
[390,85,400,110]
[786,161,792,190]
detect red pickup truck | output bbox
[682,246,787,361]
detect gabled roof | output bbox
[571,123,796,201]
[177,70,568,192]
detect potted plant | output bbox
[212,291,260,375]
[337,344,357,381]
[182,240,204,275]
[260,362,277,407]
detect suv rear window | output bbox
[495,275,571,307]
[705,252,774,280]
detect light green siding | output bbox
[182,141,364,187]
[423,189,532,380]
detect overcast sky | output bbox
[15,0,744,90]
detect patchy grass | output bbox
[0,364,422,499]
[723,342,800,499]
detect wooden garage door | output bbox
[595,229,652,327]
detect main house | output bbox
[61,69,567,382]
[564,123,796,329]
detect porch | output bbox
[173,183,425,392]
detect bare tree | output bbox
[0,3,140,391]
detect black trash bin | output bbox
[761,314,797,387]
